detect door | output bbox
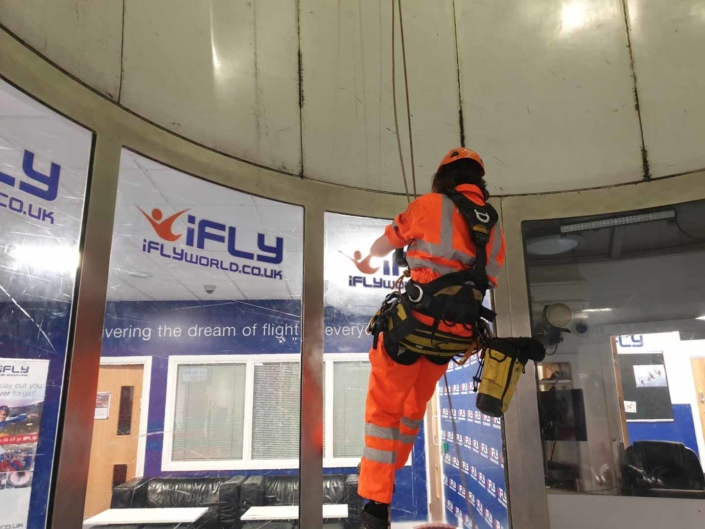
[426,392,444,521]
[84,365,144,519]
[691,358,705,446]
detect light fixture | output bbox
[560,210,675,234]
[561,3,587,33]
[582,308,613,313]
[128,271,153,279]
[697,315,705,321]
[526,235,584,256]
[10,245,79,274]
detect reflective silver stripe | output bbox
[411,196,476,265]
[399,433,417,445]
[363,447,397,464]
[401,416,423,429]
[365,423,399,441]
[485,226,504,279]
[406,257,461,276]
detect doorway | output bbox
[691,358,705,450]
[84,360,150,518]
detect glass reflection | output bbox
[82,150,305,527]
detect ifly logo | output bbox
[445,453,452,465]
[490,447,500,465]
[443,475,448,486]
[452,409,457,419]
[474,410,483,423]
[455,506,462,519]
[464,435,472,449]
[462,461,470,475]
[471,466,478,480]
[500,453,505,468]
[487,479,496,496]
[475,498,483,514]
[484,508,493,526]
[460,382,469,395]
[483,414,492,426]
[447,431,454,442]
[473,439,480,453]
[492,417,503,429]
[439,386,445,395]
[498,488,508,507]
[464,514,473,529]
[442,407,449,418]
[346,252,405,289]
[481,443,489,458]
[447,363,454,372]
[468,491,475,503]
[452,384,460,395]
[0,150,58,224]
[456,433,463,444]
[479,472,486,488]
[495,521,505,529]
[446,499,454,513]
[139,207,284,280]
[458,484,466,497]
[452,457,460,469]
[449,478,457,492]
[458,409,466,421]
[0,365,30,375]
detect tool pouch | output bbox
[476,337,546,417]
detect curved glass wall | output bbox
[0,78,92,529]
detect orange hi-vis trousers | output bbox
[358,339,450,504]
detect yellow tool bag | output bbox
[475,337,546,417]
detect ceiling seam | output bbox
[117,0,126,104]
[620,0,650,181]
[296,0,305,178]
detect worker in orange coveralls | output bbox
[359,148,506,528]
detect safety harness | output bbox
[366,189,498,360]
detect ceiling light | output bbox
[128,271,153,279]
[526,235,584,256]
[10,245,79,274]
[560,210,675,234]
[582,308,613,313]
[561,3,587,33]
[697,316,705,321]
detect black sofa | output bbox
[94,474,362,529]
[622,441,705,499]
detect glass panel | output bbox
[252,362,300,460]
[523,201,705,499]
[173,364,246,461]
[83,150,303,522]
[116,386,134,436]
[332,361,370,458]
[0,79,92,528]
[324,212,429,527]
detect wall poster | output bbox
[0,359,49,528]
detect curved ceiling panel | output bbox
[628,0,705,179]
[2,0,705,195]
[456,0,644,195]
[0,0,122,99]
[120,0,301,174]
[301,0,461,195]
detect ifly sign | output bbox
[139,207,284,280]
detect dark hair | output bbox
[0,406,9,415]
[431,159,489,200]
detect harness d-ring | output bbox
[407,285,424,303]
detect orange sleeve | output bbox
[384,196,432,248]
[487,225,506,287]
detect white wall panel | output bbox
[0,0,123,99]
[120,0,300,174]
[456,0,644,195]
[301,0,461,195]
[628,0,705,178]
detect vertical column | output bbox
[300,204,325,528]
[49,136,122,529]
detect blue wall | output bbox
[627,403,701,460]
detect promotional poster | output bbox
[0,359,49,529]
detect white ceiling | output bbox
[2,0,704,195]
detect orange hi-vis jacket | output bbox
[383,183,506,335]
